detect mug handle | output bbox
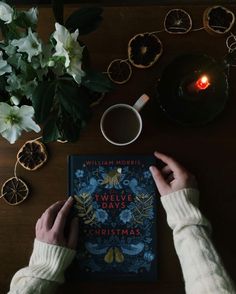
[133,94,150,112]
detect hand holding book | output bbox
[149,151,198,196]
[9,152,235,293]
[36,197,79,250]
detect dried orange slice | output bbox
[203,6,235,35]
[1,177,29,205]
[164,9,192,34]
[128,33,163,68]
[17,140,47,171]
[57,139,68,143]
[226,34,236,53]
[107,59,132,84]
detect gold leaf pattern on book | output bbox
[114,247,125,263]
[104,247,125,264]
[104,247,113,263]
[132,193,153,225]
[101,168,122,186]
[74,193,97,225]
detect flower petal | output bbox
[0,1,14,24]
[0,121,8,133]
[21,117,41,133]
[11,28,42,62]
[67,60,85,84]
[0,102,11,118]
[18,105,35,118]
[0,104,40,143]
[71,29,79,41]
[54,23,70,45]
[1,125,22,144]
[53,22,84,84]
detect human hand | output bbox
[36,197,78,250]
[149,151,197,196]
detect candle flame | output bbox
[195,75,210,90]
[201,76,208,83]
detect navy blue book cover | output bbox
[67,155,158,281]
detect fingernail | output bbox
[149,166,154,172]
[56,200,66,204]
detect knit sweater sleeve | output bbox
[161,188,236,294]
[8,239,76,294]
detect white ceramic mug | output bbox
[100,94,150,146]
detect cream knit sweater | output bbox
[8,189,236,294]
[161,188,235,294]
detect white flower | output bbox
[0,103,40,144]
[11,28,42,62]
[53,23,85,84]
[0,51,12,76]
[0,1,14,24]
[67,55,85,84]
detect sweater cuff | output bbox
[29,239,76,283]
[160,188,210,231]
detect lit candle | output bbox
[187,75,210,93]
[195,75,210,90]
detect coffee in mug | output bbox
[100,94,149,146]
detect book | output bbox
[67,155,158,281]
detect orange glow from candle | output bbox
[195,75,210,90]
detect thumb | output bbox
[67,217,79,250]
[149,166,170,196]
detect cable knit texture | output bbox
[161,188,236,294]
[8,239,76,294]
[8,189,236,293]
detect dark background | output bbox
[9,0,236,5]
[0,2,236,294]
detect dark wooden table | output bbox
[0,4,236,294]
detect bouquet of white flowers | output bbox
[0,0,112,144]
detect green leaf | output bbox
[0,20,7,39]
[0,84,9,102]
[3,0,12,4]
[32,81,55,124]
[81,45,90,69]
[52,0,64,25]
[0,76,7,91]
[0,21,19,40]
[82,70,113,93]
[59,108,82,142]
[65,7,103,35]
[42,116,60,143]
[57,79,80,121]
[14,11,36,30]
[57,79,91,121]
